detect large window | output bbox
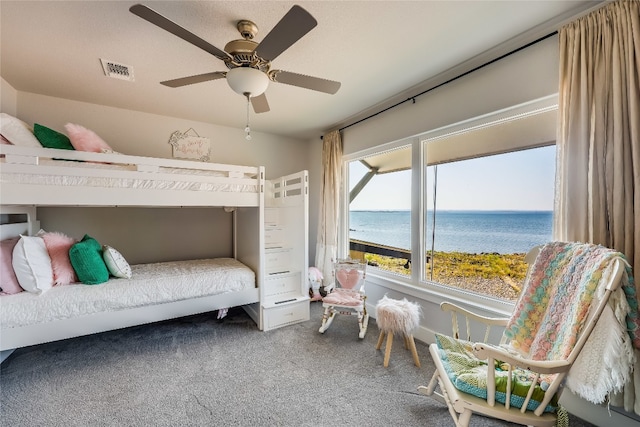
[343,98,557,303]
[424,147,554,301]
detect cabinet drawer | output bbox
[265,249,292,274]
[265,208,279,227]
[264,273,300,300]
[264,300,309,330]
[264,227,285,248]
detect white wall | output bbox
[1,77,17,115]
[306,34,640,426]
[342,36,560,155]
[36,207,233,265]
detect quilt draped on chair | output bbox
[503,242,640,403]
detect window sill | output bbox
[365,268,514,318]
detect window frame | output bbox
[340,95,558,316]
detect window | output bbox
[348,147,412,276]
[343,96,557,303]
[424,147,555,301]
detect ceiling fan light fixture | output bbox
[226,67,269,97]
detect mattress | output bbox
[1,158,258,193]
[0,258,255,329]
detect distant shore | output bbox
[363,251,527,301]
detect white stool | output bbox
[375,296,421,368]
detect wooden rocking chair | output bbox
[419,242,633,427]
[318,258,369,339]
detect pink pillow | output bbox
[0,237,23,295]
[322,288,362,306]
[1,134,11,144]
[336,269,363,290]
[64,123,113,153]
[40,231,78,285]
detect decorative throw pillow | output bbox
[0,113,42,147]
[0,237,23,295]
[12,235,54,294]
[69,235,109,285]
[65,123,114,153]
[33,123,74,150]
[336,268,363,289]
[102,245,132,279]
[39,230,78,285]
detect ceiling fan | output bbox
[129,3,341,115]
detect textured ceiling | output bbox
[0,1,601,140]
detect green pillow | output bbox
[34,123,74,150]
[69,235,109,285]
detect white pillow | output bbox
[0,113,42,147]
[102,245,132,279]
[12,235,54,294]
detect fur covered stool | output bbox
[375,296,421,368]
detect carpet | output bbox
[0,302,594,426]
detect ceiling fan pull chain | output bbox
[244,93,252,141]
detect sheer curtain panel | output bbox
[316,130,343,285]
[555,0,640,414]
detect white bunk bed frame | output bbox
[0,145,265,356]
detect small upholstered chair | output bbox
[375,296,421,368]
[318,258,368,339]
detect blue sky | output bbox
[349,145,556,211]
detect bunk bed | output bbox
[0,144,265,354]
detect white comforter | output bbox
[0,258,255,329]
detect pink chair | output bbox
[318,259,369,339]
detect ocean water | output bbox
[349,210,553,254]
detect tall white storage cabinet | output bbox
[260,170,310,330]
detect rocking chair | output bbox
[419,242,633,427]
[318,258,369,339]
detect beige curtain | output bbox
[316,130,343,284]
[555,0,640,413]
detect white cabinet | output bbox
[260,170,309,331]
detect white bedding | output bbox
[1,158,257,193]
[0,258,255,329]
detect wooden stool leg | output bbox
[376,331,386,350]
[403,334,410,349]
[407,334,421,367]
[384,332,394,367]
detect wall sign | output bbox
[168,128,211,161]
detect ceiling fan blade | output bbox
[251,94,270,113]
[254,5,317,62]
[130,4,231,62]
[161,72,226,88]
[272,70,341,94]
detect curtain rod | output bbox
[321,30,557,140]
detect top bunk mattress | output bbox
[0,257,255,329]
[0,145,264,207]
[2,158,257,192]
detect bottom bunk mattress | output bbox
[0,257,256,330]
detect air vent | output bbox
[100,59,135,82]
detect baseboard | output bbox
[560,390,640,427]
[0,349,15,364]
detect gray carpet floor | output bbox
[1,302,595,426]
